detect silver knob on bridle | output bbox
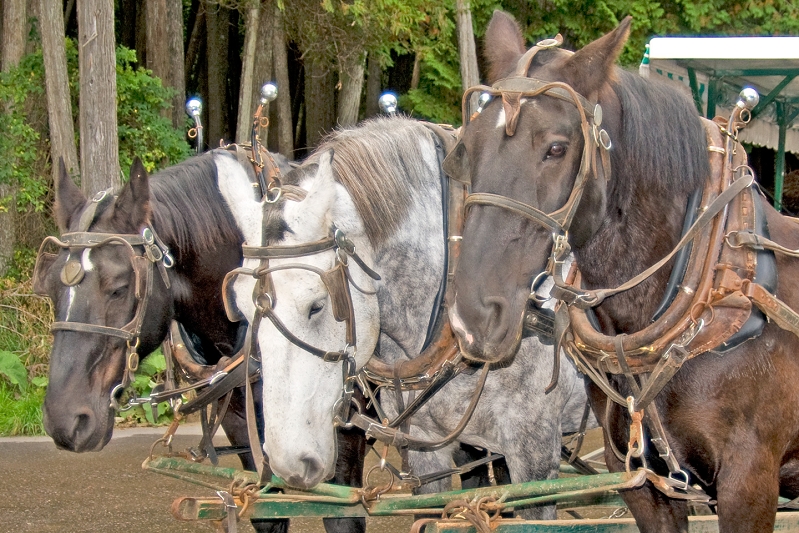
[260,83,278,105]
[378,93,398,115]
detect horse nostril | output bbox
[71,407,97,448]
[482,296,510,343]
[285,453,327,489]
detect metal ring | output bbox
[255,292,273,312]
[265,186,282,204]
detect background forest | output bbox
[1,0,798,434]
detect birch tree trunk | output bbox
[77,0,120,192]
[337,51,365,127]
[236,5,261,143]
[272,6,293,158]
[40,0,80,180]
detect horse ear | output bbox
[442,142,471,185]
[53,158,87,232]
[300,150,338,228]
[484,10,527,84]
[113,157,151,231]
[562,16,632,98]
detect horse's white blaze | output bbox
[495,107,506,129]
[64,249,94,320]
[81,248,94,272]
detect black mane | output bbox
[148,152,244,263]
[610,69,709,208]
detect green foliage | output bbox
[117,351,173,426]
[0,350,28,392]
[114,46,191,174]
[0,380,46,436]
[0,50,47,213]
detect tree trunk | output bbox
[235,5,260,144]
[337,51,365,127]
[2,0,26,71]
[206,2,230,146]
[248,0,274,147]
[365,52,381,118]
[40,0,80,180]
[455,0,480,109]
[166,0,185,130]
[304,57,336,149]
[77,0,120,192]
[146,0,169,120]
[184,6,204,83]
[272,6,293,158]
[0,0,27,276]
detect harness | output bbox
[33,188,174,409]
[452,36,799,501]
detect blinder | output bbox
[33,190,174,409]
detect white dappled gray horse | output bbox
[218,116,595,519]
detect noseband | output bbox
[33,188,174,409]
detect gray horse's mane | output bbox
[312,116,436,247]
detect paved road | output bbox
[0,425,412,533]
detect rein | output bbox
[33,188,174,410]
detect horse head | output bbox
[449,10,629,363]
[36,159,172,451]
[220,150,380,489]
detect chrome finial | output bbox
[185,97,202,119]
[378,93,398,115]
[737,87,759,110]
[260,83,278,105]
[476,92,491,113]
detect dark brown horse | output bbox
[34,152,365,533]
[447,10,799,532]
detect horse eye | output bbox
[110,286,128,300]
[546,143,567,159]
[308,300,325,319]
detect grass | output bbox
[0,380,45,436]
[0,257,52,436]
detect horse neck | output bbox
[575,158,690,334]
[147,161,245,362]
[372,180,446,362]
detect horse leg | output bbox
[501,422,560,520]
[589,383,689,533]
[715,451,779,533]
[322,426,367,533]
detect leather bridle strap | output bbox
[554,171,755,309]
[465,192,563,234]
[243,237,335,259]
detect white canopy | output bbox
[647,36,799,154]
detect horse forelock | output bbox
[147,153,244,262]
[314,116,437,247]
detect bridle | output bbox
[450,38,612,296]
[222,187,382,425]
[33,188,174,409]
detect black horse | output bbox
[34,151,365,533]
[448,10,799,533]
